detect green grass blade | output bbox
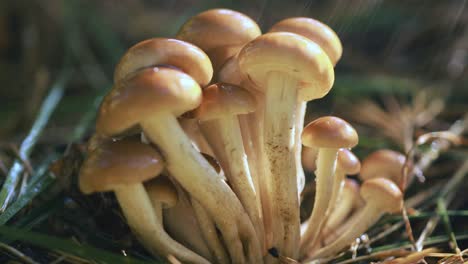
[0,225,156,264]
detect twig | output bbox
[0,71,70,212]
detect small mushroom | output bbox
[327,149,361,215]
[300,116,358,256]
[96,67,261,263]
[145,176,179,223]
[360,149,409,190]
[79,138,209,264]
[238,32,335,258]
[193,82,264,251]
[310,178,403,260]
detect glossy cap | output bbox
[360,149,406,187]
[114,38,213,86]
[337,149,361,175]
[97,67,201,136]
[238,32,334,101]
[146,176,179,208]
[177,9,261,52]
[269,17,342,65]
[302,116,358,149]
[360,178,403,214]
[193,83,256,121]
[79,138,164,194]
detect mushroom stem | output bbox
[300,148,338,254]
[240,95,273,253]
[191,198,230,264]
[141,113,262,263]
[326,167,346,217]
[115,184,209,264]
[200,116,265,252]
[264,71,300,258]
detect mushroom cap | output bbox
[96,67,202,137]
[269,17,342,65]
[360,178,403,214]
[302,146,318,172]
[337,149,361,175]
[113,38,213,86]
[238,32,334,101]
[302,116,358,149]
[79,138,164,194]
[176,9,261,52]
[360,149,406,186]
[146,176,179,208]
[193,83,257,121]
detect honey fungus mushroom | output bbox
[300,116,358,256]
[238,32,335,258]
[96,67,261,263]
[177,8,261,72]
[79,138,209,263]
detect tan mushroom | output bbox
[310,178,403,260]
[193,83,264,248]
[327,149,361,215]
[300,116,358,256]
[176,8,261,73]
[79,138,209,264]
[113,38,212,86]
[145,176,178,223]
[96,67,261,263]
[268,17,343,198]
[238,32,335,258]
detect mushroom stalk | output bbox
[191,198,230,263]
[141,113,262,263]
[300,148,337,254]
[200,117,265,251]
[264,71,300,258]
[115,184,209,264]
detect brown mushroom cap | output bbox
[238,32,334,101]
[360,149,406,186]
[79,138,164,194]
[96,67,202,137]
[193,83,257,121]
[269,17,342,65]
[337,149,361,175]
[360,178,403,214]
[177,9,261,52]
[146,177,179,208]
[302,116,358,149]
[113,38,213,86]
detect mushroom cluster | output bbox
[79,9,408,264]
